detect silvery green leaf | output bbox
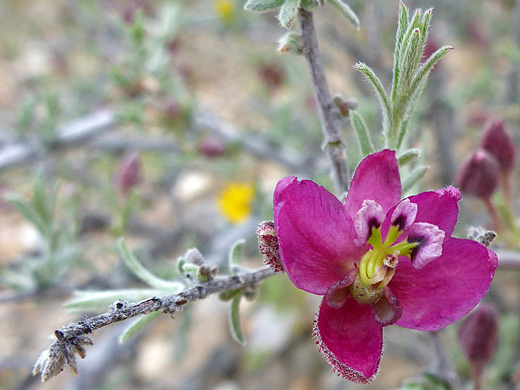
[398,149,421,166]
[350,111,374,156]
[278,0,301,29]
[300,0,318,11]
[354,62,392,139]
[244,0,284,12]
[6,196,47,238]
[228,239,245,274]
[119,311,162,344]
[402,166,429,193]
[229,296,246,345]
[118,238,184,290]
[391,2,410,102]
[65,289,163,312]
[327,0,360,30]
[410,46,453,96]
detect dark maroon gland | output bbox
[458,304,499,367]
[257,221,284,273]
[197,136,226,159]
[455,149,499,200]
[115,151,142,195]
[479,119,517,175]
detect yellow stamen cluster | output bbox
[358,225,418,288]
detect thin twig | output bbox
[496,250,520,270]
[33,267,276,382]
[429,330,460,389]
[0,111,116,171]
[193,111,305,172]
[299,9,350,195]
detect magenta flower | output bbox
[273,150,497,383]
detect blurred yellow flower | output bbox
[215,0,236,24]
[217,182,255,224]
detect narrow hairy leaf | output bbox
[244,0,284,12]
[398,149,421,166]
[402,166,429,193]
[278,0,301,29]
[118,238,184,290]
[398,9,422,63]
[120,312,162,344]
[65,288,163,312]
[7,196,48,238]
[396,76,428,149]
[300,0,318,11]
[229,239,245,274]
[410,46,453,97]
[350,111,374,156]
[229,296,246,345]
[354,62,392,140]
[399,28,422,93]
[327,0,360,30]
[391,2,410,102]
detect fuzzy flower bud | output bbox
[197,136,226,158]
[479,119,516,176]
[257,221,284,272]
[115,151,142,195]
[458,304,499,370]
[455,149,499,200]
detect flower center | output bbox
[357,225,418,289]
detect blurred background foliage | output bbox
[0,0,519,389]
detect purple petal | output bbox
[371,286,402,326]
[314,296,383,383]
[390,199,417,231]
[325,269,358,309]
[354,200,385,246]
[407,222,445,269]
[407,187,461,238]
[344,150,401,219]
[390,238,498,331]
[273,177,363,295]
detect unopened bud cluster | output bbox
[456,119,516,201]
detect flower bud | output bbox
[257,221,284,272]
[458,304,499,369]
[277,32,303,55]
[115,151,142,195]
[479,119,516,176]
[197,136,226,158]
[333,95,358,117]
[258,63,285,92]
[455,149,499,200]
